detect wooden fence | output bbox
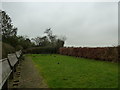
[0,50,22,89]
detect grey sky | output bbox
[2,2,118,47]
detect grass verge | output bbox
[27,54,118,88]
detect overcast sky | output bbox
[1,2,118,47]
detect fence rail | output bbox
[8,54,18,68]
[15,50,22,58]
[0,50,22,89]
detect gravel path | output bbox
[8,56,48,88]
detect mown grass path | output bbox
[28,54,118,88]
[10,56,48,88]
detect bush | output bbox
[15,45,23,51]
[59,47,118,62]
[23,47,58,54]
[2,42,15,58]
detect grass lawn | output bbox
[26,54,118,88]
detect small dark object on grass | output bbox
[63,78,68,80]
[57,62,59,64]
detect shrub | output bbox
[2,42,15,58]
[15,45,23,51]
[59,47,118,62]
[23,46,58,54]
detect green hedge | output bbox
[2,42,15,58]
[23,47,58,54]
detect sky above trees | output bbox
[1,2,118,47]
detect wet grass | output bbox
[27,54,118,88]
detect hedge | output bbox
[59,47,119,62]
[2,42,15,58]
[23,47,58,54]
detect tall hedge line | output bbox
[59,47,119,62]
[23,47,58,54]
